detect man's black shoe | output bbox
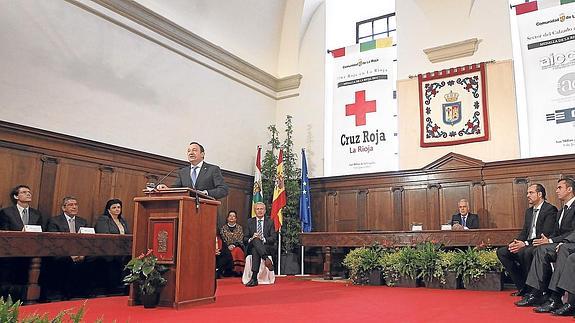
[511,288,528,297]
[245,279,258,287]
[552,303,575,316]
[515,293,543,307]
[534,299,562,313]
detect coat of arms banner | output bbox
[418,62,489,147]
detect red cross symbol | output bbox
[345,90,376,126]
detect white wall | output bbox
[396,0,514,79]
[0,0,275,174]
[277,2,326,178]
[135,0,286,75]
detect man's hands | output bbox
[451,223,464,231]
[156,184,168,190]
[533,234,550,246]
[508,239,526,253]
[71,256,84,263]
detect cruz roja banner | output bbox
[329,38,398,175]
[516,3,575,155]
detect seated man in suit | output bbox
[549,249,575,316]
[0,185,44,301]
[516,178,575,311]
[157,141,229,199]
[450,199,479,230]
[44,197,90,299]
[0,184,43,230]
[497,183,557,297]
[243,202,277,287]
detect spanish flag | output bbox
[270,149,286,231]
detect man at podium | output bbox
[159,142,228,199]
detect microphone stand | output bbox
[155,167,179,189]
[193,184,200,211]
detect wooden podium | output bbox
[130,188,220,309]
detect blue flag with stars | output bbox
[299,149,312,232]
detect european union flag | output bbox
[299,149,312,232]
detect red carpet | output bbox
[19,277,574,322]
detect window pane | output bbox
[388,15,396,30]
[389,30,397,44]
[373,18,387,34]
[358,23,372,38]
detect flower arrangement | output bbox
[123,249,169,296]
[343,243,386,285]
[414,241,443,283]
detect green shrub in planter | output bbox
[414,242,443,284]
[454,247,504,286]
[343,244,385,285]
[379,250,401,286]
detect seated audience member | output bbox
[0,185,43,230]
[215,232,233,279]
[497,184,557,297]
[243,202,277,287]
[516,178,575,310]
[549,250,575,316]
[220,210,245,276]
[94,199,130,295]
[44,197,89,300]
[450,199,479,230]
[0,185,43,301]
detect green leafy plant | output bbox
[261,116,302,253]
[414,241,443,282]
[343,244,386,285]
[123,249,169,296]
[0,296,92,323]
[379,249,401,286]
[453,247,503,284]
[433,250,459,285]
[396,246,419,280]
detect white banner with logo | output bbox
[328,41,398,176]
[517,4,575,155]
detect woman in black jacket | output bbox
[94,199,130,295]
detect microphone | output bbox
[155,167,179,188]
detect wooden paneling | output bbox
[403,187,428,230]
[310,152,575,232]
[366,188,393,230]
[0,121,253,232]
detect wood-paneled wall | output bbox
[310,153,575,232]
[0,121,253,231]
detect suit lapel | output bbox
[8,206,24,228]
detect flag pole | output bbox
[276,230,286,276]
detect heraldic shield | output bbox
[442,101,461,126]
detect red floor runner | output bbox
[19,277,575,322]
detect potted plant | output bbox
[414,241,443,288]
[123,249,169,308]
[382,246,420,287]
[432,251,460,289]
[343,244,385,285]
[454,247,503,291]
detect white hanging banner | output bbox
[329,39,398,176]
[516,4,575,155]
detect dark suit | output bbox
[46,214,89,233]
[172,162,229,199]
[497,201,557,291]
[94,214,130,294]
[450,213,479,229]
[526,203,575,292]
[44,214,90,299]
[243,216,277,274]
[94,214,130,234]
[0,205,43,231]
[0,205,44,301]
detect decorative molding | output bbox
[423,38,480,63]
[72,0,302,99]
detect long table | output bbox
[0,231,132,303]
[300,229,521,279]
